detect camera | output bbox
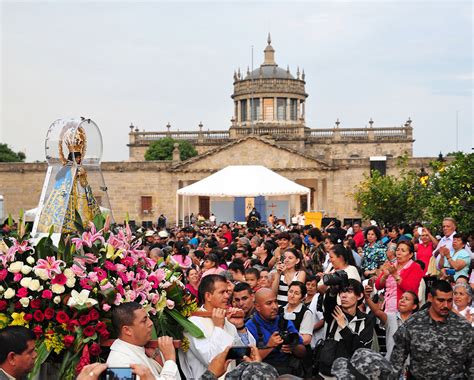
[277,316,300,346]
[323,270,349,287]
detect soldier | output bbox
[391,279,474,379]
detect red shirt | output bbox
[353,231,365,248]
[416,242,433,275]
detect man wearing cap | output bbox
[145,230,157,246]
[391,280,473,379]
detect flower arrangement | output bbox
[0,213,203,379]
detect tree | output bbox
[0,143,25,162]
[144,137,198,161]
[354,168,427,227]
[425,152,474,233]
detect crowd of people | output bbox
[1,215,473,379]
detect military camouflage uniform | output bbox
[391,308,474,379]
[200,362,279,380]
[332,348,397,379]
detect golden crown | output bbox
[59,125,87,164]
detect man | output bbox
[308,227,325,274]
[258,268,272,289]
[391,280,474,379]
[273,232,291,262]
[245,288,305,375]
[107,302,180,380]
[157,214,167,230]
[179,274,249,379]
[221,224,233,248]
[438,233,471,281]
[352,222,365,248]
[232,282,255,321]
[0,326,37,380]
[325,219,347,243]
[247,207,261,229]
[433,217,457,257]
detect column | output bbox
[273,97,277,121]
[237,101,241,123]
[286,98,290,121]
[259,97,263,120]
[297,99,301,119]
[247,99,251,122]
[317,179,324,212]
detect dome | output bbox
[245,65,294,80]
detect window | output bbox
[277,98,286,120]
[290,99,298,120]
[141,196,152,214]
[370,156,387,176]
[263,98,274,121]
[241,99,247,121]
[250,98,260,121]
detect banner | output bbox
[304,211,323,228]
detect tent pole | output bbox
[307,192,310,212]
[188,196,190,226]
[176,194,179,227]
[182,195,185,227]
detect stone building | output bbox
[0,36,431,226]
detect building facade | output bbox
[0,36,432,226]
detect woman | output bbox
[361,226,387,278]
[375,241,423,313]
[284,281,315,378]
[252,241,274,268]
[304,275,325,349]
[317,244,361,294]
[439,233,471,281]
[453,283,473,325]
[169,241,192,270]
[185,267,200,299]
[322,235,338,271]
[200,253,225,278]
[415,227,438,276]
[364,286,419,359]
[272,248,306,309]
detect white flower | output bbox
[0,286,4,293]
[28,279,41,291]
[67,289,98,308]
[34,268,49,281]
[8,261,23,273]
[3,288,15,299]
[26,256,35,265]
[51,284,65,294]
[63,268,75,279]
[66,278,76,288]
[19,297,30,307]
[20,265,32,275]
[20,277,32,288]
[53,296,61,304]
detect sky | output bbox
[1,0,472,162]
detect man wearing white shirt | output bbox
[107,302,180,380]
[434,217,457,270]
[178,274,248,379]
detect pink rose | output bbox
[51,273,67,285]
[0,269,7,281]
[71,264,86,278]
[42,289,53,299]
[13,273,23,282]
[16,287,28,298]
[166,300,175,310]
[102,303,111,312]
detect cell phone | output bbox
[417,227,423,235]
[280,254,285,263]
[100,368,136,380]
[446,268,456,276]
[226,346,251,360]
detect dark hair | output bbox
[277,232,291,241]
[364,226,382,241]
[429,279,453,297]
[291,236,303,251]
[174,241,188,259]
[403,291,420,312]
[308,228,323,242]
[305,274,318,283]
[334,219,342,228]
[324,235,338,245]
[399,223,411,234]
[229,261,245,274]
[288,281,307,298]
[330,244,356,266]
[198,274,227,305]
[233,282,253,294]
[397,240,415,258]
[340,279,364,296]
[186,267,198,277]
[414,259,425,271]
[244,267,260,279]
[66,151,81,162]
[453,233,468,245]
[0,326,35,364]
[193,249,205,260]
[112,302,142,336]
[205,240,218,250]
[204,253,219,268]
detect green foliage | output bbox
[425,152,474,233]
[144,137,198,161]
[0,143,25,162]
[354,153,474,232]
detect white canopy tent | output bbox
[176,165,310,225]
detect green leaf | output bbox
[93,213,105,231]
[27,340,51,380]
[165,308,204,339]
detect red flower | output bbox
[67,319,79,332]
[79,314,90,326]
[75,344,90,375]
[23,313,33,322]
[32,326,43,338]
[16,287,28,298]
[51,273,67,285]
[33,310,44,322]
[42,290,53,299]
[30,299,41,309]
[82,326,95,337]
[95,321,107,333]
[88,309,100,321]
[99,330,110,340]
[93,268,107,282]
[14,302,22,310]
[56,311,70,324]
[89,343,101,356]
[0,300,7,311]
[44,308,55,320]
[63,335,75,348]
[0,269,7,281]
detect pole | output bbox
[175,193,179,227]
[251,45,254,134]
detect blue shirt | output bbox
[245,312,302,362]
